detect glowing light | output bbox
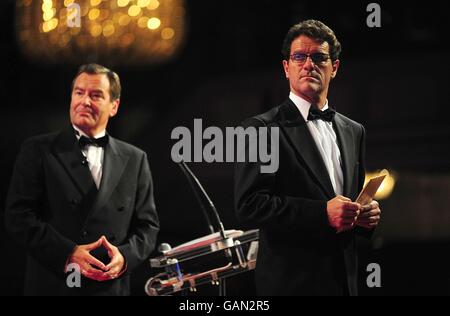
[90,24,102,37]
[161,27,174,39]
[147,17,161,30]
[42,18,58,32]
[117,0,130,7]
[364,169,397,201]
[17,0,186,65]
[64,0,74,7]
[113,12,123,23]
[103,22,115,37]
[137,0,151,7]
[43,8,56,21]
[91,0,102,6]
[42,4,53,12]
[128,5,141,17]
[138,16,149,28]
[88,8,100,20]
[147,0,160,10]
[118,14,131,26]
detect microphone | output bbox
[177,160,227,240]
[158,243,172,254]
[81,156,88,166]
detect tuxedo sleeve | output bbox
[234,118,331,236]
[4,138,77,276]
[118,152,159,271]
[354,124,375,239]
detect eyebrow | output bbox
[90,90,104,95]
[292,51,328,54]
[73,87,104,94]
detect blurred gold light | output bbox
[128,5,141,17]
[118,14,131,26]
[103,23,115,37]
[138,0,151,7]
[88,8,100,20]
[147,17,161,30]
[117,0,130,8]
[42,1,53,12]
[90,0,102,6]
[42,18,58,33]
[364,169,397,201]
[138,16,149,28]
[161,27,175,40]
[16,0,186,66]
[43,9,56,21]
[90,24,102,37]
[147,0,160,10]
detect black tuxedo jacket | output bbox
[5,127,159,296]
[235,99,371,296]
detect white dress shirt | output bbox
[73,125,105,189]
[289,92,344,196]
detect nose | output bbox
[81,94,92,107]
[302,56,315,71]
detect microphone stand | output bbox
[177,161,227,240]
[177,161,229,295]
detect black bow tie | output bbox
[307,107,336,122]
[78,135,109,148]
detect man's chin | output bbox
[73,119,94,130]
[299,84,321,95]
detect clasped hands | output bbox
[327,195,381,233]
[67,236,125,281]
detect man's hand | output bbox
[327,195,361,233]
[356,200,381,229]
[67,236,126,281]
[101,236,126,280]
[67,237,109,280]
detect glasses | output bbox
[289,52,330,65]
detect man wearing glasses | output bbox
[235,20,381,295]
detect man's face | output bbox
[283,35,339,104]
[70,73,119,136]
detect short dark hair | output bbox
[71,63,121,101]
[281,19,341,62]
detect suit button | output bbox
[82,231,88,238]
[118,206,125,212]
[71,198,79,205]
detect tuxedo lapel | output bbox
[88,137,129,219]
[333,113,356,198]
[53,128,96,196]
[278,100,335,199]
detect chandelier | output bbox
[15,0,187,66]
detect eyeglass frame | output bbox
[288,52,332,65]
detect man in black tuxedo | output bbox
[235,20,381,296]
[5,64,159,295]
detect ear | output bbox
[109,99,120,118]
[282,60,290,79]
[331,59,340,79]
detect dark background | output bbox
[1,0,449,296]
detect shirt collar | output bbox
[289,92,329,122]
[72,124,106,140]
